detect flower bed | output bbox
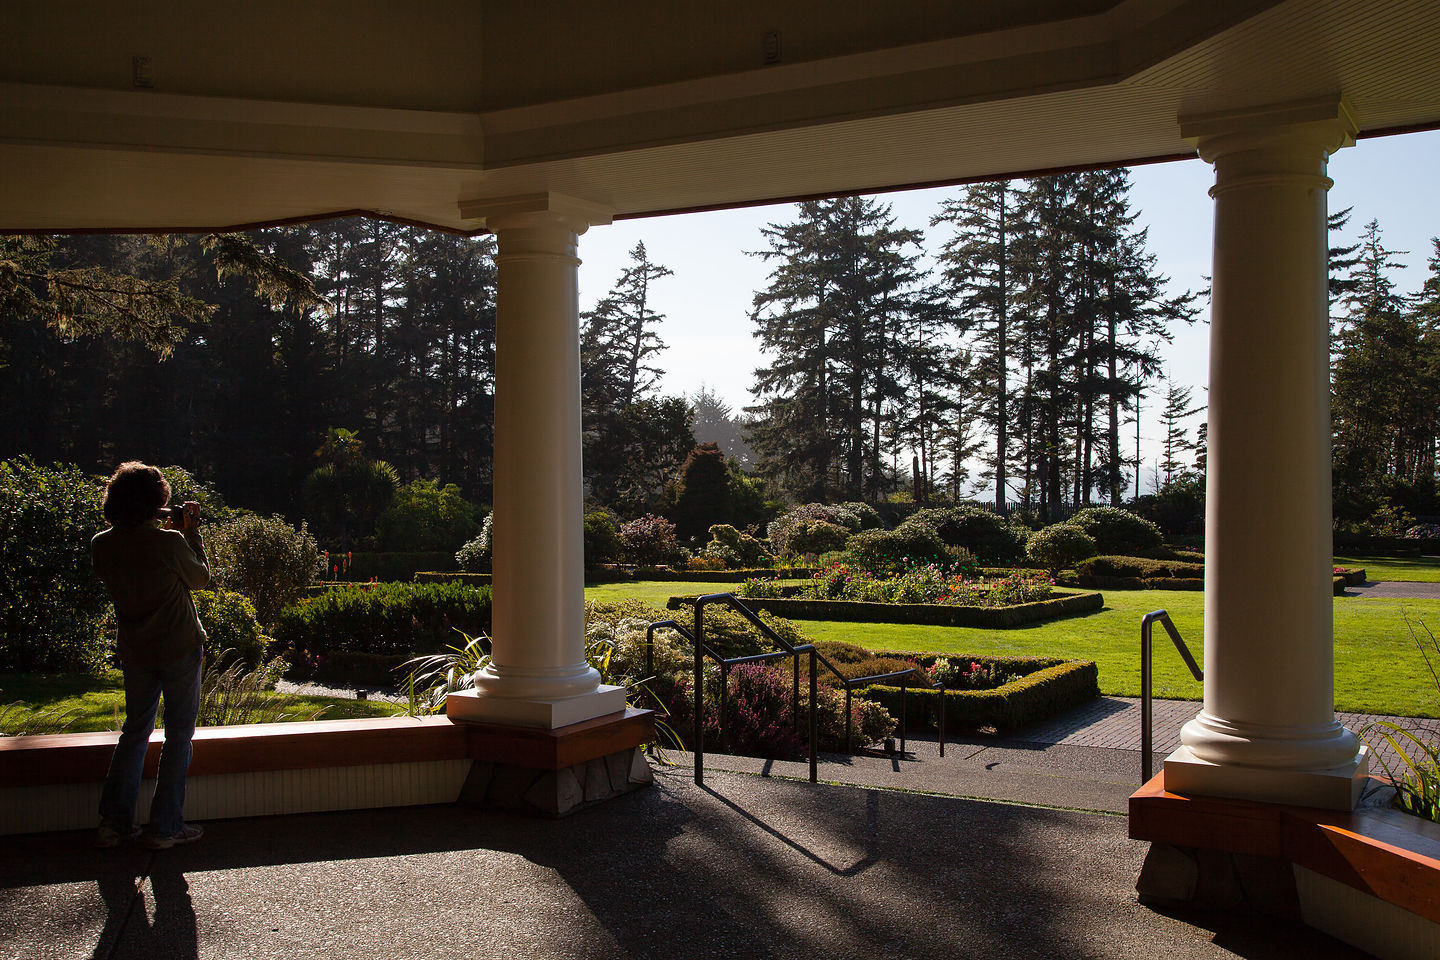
[753,562,1054,606]
[863,656,1099,734]
[666,590,1103,627]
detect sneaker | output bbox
[95,823,141,848]
[142,824,204,850]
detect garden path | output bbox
[1343,580,1440,599]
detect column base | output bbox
[445,684,626,729]
[1163,745,1370,810]
[458,746,654,818]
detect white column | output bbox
[445,193,626,729]
[1164,99,1368,809]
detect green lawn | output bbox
[586,581,1440,719]
[0,669,406,735]
[1335,554,1440,583]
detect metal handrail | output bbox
[648,593,946,786]
[1140,609,1203,783]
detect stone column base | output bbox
[1137,842,1301,918]
[1163,745,1370,811]
[446,684,626,729]
[458,746,654,817]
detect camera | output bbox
[159,505,202,525]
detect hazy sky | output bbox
[574,128,1440,497]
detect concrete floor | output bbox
[1,764,1372,960]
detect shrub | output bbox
[158,466,235,522]
[787,519,851,557]
[839,502,885,531]
[0,458,110,672]
[272,581,492,657]
[767,503,863,555]
[584,510,624,566]
[844,524,949,574]
[1068,506,1163,555]
[193,588,270,668]
[701,523,772,568]
[456,514,493,572]
[1025,524,1097,573]
[373,479,482,553]
[865,659,1099,733]
[715,664,809,759]
[207,514,321,627]
[905,506,1028,564]
[1075,555,1204,579]
[620,514,686,566]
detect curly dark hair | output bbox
[103,461,171,527]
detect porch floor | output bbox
[4,761,1370,959]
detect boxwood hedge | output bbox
[667,590,1103,627]
[861,656,1100,733]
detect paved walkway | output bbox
[1008,695,1435,775]
[1342,580,1440,599]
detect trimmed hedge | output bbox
[272,581,491,657]
[1076,555,1204,579]
[587,566,819,583]
[863,658,1099,734]
[1332,533,1440,554]
[345,551,456,581]
[415,571,492,585]
[1076,575,1205,591]
[1335,568,1367,587]
[667,590,1104,628]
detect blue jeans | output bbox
[99,645,203,836]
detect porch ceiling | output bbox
[1,0,1438,233]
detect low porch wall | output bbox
[0,709,654,835]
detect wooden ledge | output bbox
[0,708,655,784]
[454,707,655,770]
[1131,771,1440,924]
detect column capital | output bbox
[1179,96,1357,164]
[457,191,613,234]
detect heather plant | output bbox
[714,664,809,759]
[620,513,686,566]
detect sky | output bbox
[574,128,1440,498]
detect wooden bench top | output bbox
[0,709,654,784]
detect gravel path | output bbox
[274,680,407,703]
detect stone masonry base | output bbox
[458,746,654,817]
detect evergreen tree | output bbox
[933,180,1017,509]
[1332,221,1440,520]
[1159,378,1204,485]
[748,196,927,501]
